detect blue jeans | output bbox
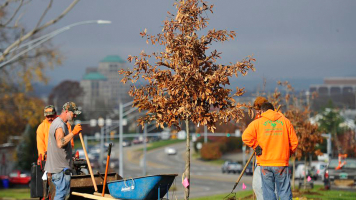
[51,170,71,200]
[261,166,292,200]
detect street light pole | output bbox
[119,103,124,176]
[0,20,111,69]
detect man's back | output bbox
[243,109,298,166]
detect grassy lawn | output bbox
[138,139,185,152]
[0,188,34,199]
[201,158,225,166]
[191,185,356,200]
[73,139,99,150]
[191,190,253,200]
[293,185,356,200]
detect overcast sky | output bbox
[22,0,356,91]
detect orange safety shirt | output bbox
[36,118,74,158]
[242,109,298,166]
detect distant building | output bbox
[309,77,356,110]
[80,55,131,116]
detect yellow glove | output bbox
[72,124,82,135]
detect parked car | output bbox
[221,161,242,174]
[311,161,327,180]
[8,170,31,187]
[164,147,177,155]
[324,158,356,188]
[294,164,317,180]
[245,163,253,175]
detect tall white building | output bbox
[80,55,131,115]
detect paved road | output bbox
[110,142,253,199]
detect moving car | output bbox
[122,139,132,147]
[221,161,242,174]
[164,147,177,155]
[324,158,356,188]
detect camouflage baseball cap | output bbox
[253,96,268,110]
[44,105,57,117]
[62,102,81,115]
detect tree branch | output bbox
[0,0,79,63]
[35,0,53,29]
[0,0,24,27]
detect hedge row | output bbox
[194,136,243,160]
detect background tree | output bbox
[317,102,346,155]
[269,81,323,190]
[48,80,85,111]
[0,0,79,143]
[16,124,38,171]
[119,0,255,199]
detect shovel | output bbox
[232,149,256,192]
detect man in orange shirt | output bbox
[37,105,57,160]
[242,102,298,200]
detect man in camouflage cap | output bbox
[45,102,82,200]
[37,105,57,159]
[62,102,81,115]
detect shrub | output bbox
[200,142,222,160]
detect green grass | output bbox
[202,159,226,165]
[0,188,34,199]
[137,139,185,152]
[191,185,356,200]
[294,185,356,200]
[73,139,99,150]
[191,190,253,200]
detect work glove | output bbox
[255,145,262,156]
[72,124,82,135]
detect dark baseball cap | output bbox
[62,102,81,115]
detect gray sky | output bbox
[22,0,356,90]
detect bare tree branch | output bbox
[35,0,53,29]
[0,0,23,27]
[0,0,79,63]
[0,0,11,10]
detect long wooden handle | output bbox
[232,149,256,191]
[79,132,98,192]
[102,143,112,197]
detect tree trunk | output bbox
[292,155,296,190]
[303,156,307,190]
[184,119,190,200]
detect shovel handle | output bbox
[232,149,256,191]
[79,132,98,192]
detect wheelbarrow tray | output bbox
[107,174,177,200]
[71,172,122,189]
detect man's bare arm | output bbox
[55,128,74,149]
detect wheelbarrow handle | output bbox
[102,143,112,197]
[232,149,256,191]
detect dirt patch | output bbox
[240,194,253,199]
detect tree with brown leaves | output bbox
[120,0,255,199]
